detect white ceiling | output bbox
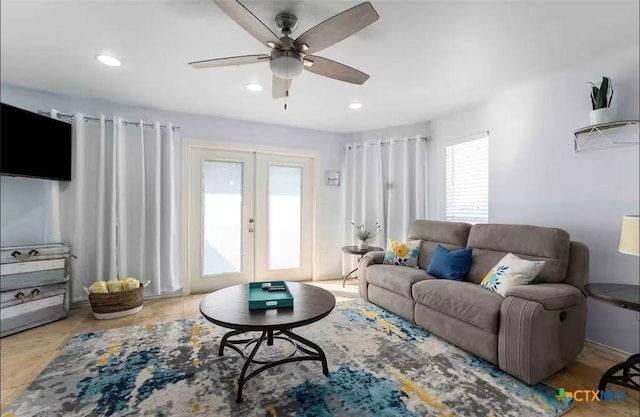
[1,1,638,133]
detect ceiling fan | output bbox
[189,1,379,107]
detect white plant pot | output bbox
[357,241,368,250]
[590,108,615,125]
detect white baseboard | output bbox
[585,339,632,359]
[312,276,342,281]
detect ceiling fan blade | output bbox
[189,54,270,68]
[272,75,292,99]
[304,55,369,85]
[214,0,282,48]
[294,2,379,54]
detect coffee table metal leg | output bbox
[219,328,329,402]
[218,329,252,357]
[237,331,267,403]
[281,329,329,375]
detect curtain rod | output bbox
[346,136,429,150]
[38,111,181,131]
[445,130,489,143]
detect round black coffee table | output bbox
[585,283,640,392]
[341,245,384,287]
[200,282,336,402]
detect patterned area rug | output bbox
[3,298,571,417]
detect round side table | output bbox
[341,245,384,288]
[585,283,640,392]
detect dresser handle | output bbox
[10,249,39,261]
[15,288,41,303]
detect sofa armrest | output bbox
[499,284,587,384]
[504,283,585,311]
[357,251,385,300]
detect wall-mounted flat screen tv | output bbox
[0,103,72,181]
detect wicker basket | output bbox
[88,287,144,320]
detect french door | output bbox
[187,148,313,293]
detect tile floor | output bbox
[1,280,638,417]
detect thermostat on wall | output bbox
[326,170,340,186]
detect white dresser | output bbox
[0,243,71,337]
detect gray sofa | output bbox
[358,220,588,385]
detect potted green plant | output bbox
[352,222,382,249]
[588,76,614,125]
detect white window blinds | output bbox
[445,134,489,223]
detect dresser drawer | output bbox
[0,258,66,276]
[0,269,67,292]
[0,293,68,337]
[1,244,71,264]
[1,282,68,309]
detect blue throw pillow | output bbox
[426,244,472,281]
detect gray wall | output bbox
[343,121,431,143]
[0,176,57,246]
[0,84,346,279]
[428,46,640,354]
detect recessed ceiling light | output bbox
[349,102,362,110]
[246,83,263,92]
[96,54,121,67]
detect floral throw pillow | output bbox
[480,253,545,297]
[383,239,421,268]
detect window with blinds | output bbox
[445,134,489,224]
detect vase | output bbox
[357,241,368,250]
[590,108,615,126]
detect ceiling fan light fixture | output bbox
[349,102,363,110]
[246,83,263,92]
[269,50,303,80]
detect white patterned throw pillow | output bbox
[383,239,421,268]
[480,253,545,297]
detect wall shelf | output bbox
[574,120,639,152]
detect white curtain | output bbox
[58,114,182,302]
[343,137,427,273]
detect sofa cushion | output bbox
[466,224,570,284]
[426,244,472,281]
[504,283,584,310]
[408,220,472,269]
[366,264,434,298]
[412,280,504,334]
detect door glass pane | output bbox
[268,165,301,270]
[202,160,242,275]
